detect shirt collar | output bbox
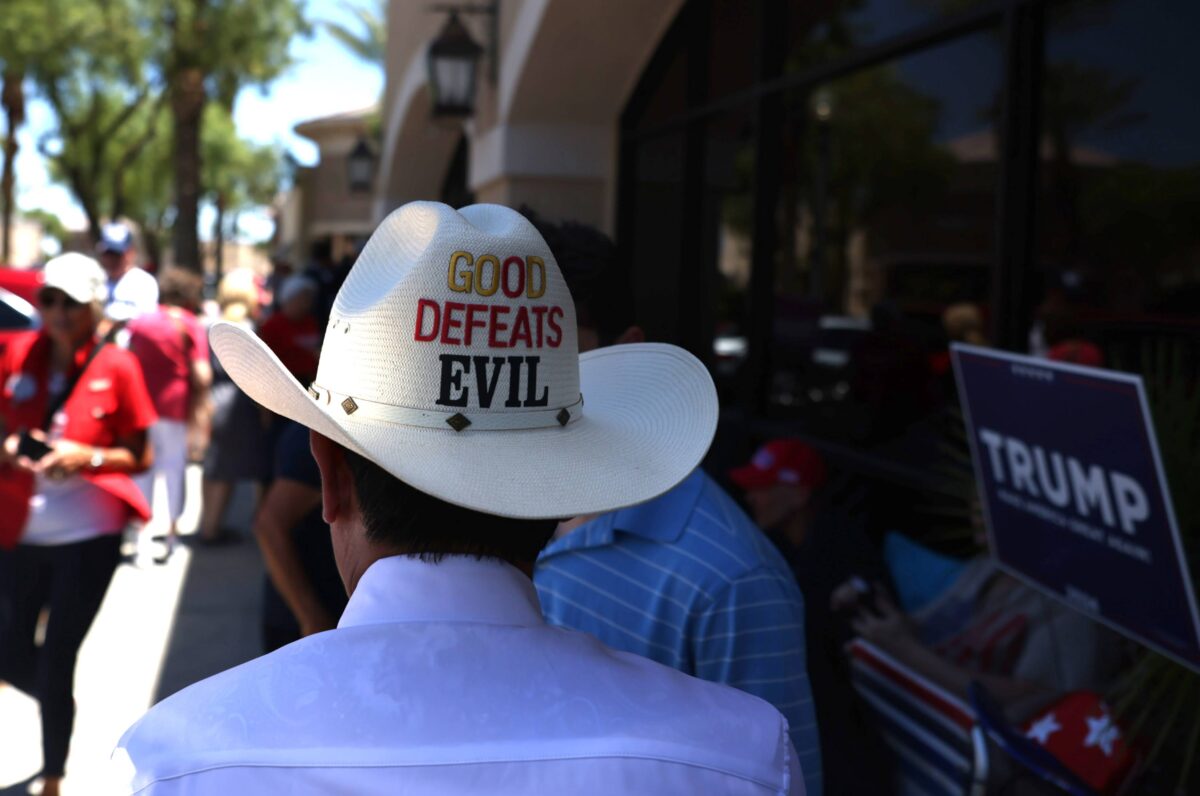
[540,469,706,559]
[337,554,545,630]
[21,332,100,384]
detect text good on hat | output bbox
[210,202,718,519]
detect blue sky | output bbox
[14,0,384,242]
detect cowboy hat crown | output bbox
[210,202,717,519]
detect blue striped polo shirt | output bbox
[535,468,823,795]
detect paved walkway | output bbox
[0,471,264,795]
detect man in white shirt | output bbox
[114,202,805,794]
[98,221,158,328]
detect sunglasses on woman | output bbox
[38,292,85,310]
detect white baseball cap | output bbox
[41,253,108,305]
[210,202,718,519]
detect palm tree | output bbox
[322,0,387,69]
[1,70,25,263]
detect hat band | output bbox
[309,383,584,431]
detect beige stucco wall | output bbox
[378,0,683,233]
[4,218,46,267]
[303,144,375,232]
[293,111,377,259]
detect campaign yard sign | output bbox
[952,344,1200,672]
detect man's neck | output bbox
[554,513,597,539]
[344,545,538,596]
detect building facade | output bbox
[377,0,1199,499]
[293,106,379,264]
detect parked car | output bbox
[0,267,43,304]
[0,285,39,359]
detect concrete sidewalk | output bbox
[0,472,264,796]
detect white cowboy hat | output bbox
[209,202,717,519]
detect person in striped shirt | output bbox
[526,211,823,796]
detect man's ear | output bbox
[310,430,350,525]
[614,325,646,346]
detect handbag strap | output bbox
[41,340,108,431]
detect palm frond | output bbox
[319,0,386,68]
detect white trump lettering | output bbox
[1034,448,1071,507]
[1110,472,1149,534]
[979,429,1006,484]
[1068,459,1115,528]
[976,429,1150,535]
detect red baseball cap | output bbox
[1047,340,1104,368]
[729,439,827,492]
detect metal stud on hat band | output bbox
[309,383,584,432]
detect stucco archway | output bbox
[470,0,684,232]
[375,49,465,221]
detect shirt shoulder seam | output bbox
[129,751,787,793]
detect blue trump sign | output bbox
[952,344,1200,671]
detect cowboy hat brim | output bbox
[209,321,718,519]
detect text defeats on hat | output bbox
[415,249,565,409]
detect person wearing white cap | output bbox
[114,203,805,794]
[0,253,157,796]
[98,221,159,329]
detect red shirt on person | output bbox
[0,331,157,548]
[258,312,320,383]
[127,305,209,421]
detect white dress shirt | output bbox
[115,555,803,794]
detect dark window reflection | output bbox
[707,0,760,102]
[629,132,687,344]
[769,30,1002,445]
[703,111,757,401]
[629,43,688,134]
[1034,0,1200,362]
[786,0,994,70]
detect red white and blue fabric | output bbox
[1021,692,1137,794]
[848,639,986,796]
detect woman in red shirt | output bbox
[257,275,320,384]
[0,254,156,796]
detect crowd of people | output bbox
[0,222,342,795]
[0,208,1120,794]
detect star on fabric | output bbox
[1025,713,1062,745]
[1084,713,1121,757]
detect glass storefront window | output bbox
[785,0,994,72]
[1034,0,1200,363]
[628,131,687,344]
[703,111,757,401]
[622,0,1198,464]
[628,43,688,134]
[768,30,1002,445]
[706,0,761,102]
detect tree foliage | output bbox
[320,0,387,68]
[20,0,160,241]
[0,0,117,258]
[202,105,283,212]
[156,0,309,270]
[6,0,300,266]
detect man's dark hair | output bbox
[158,267,203,311]
[520,206,635,345]
[341,446,557,564]
[311,238,333,265]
